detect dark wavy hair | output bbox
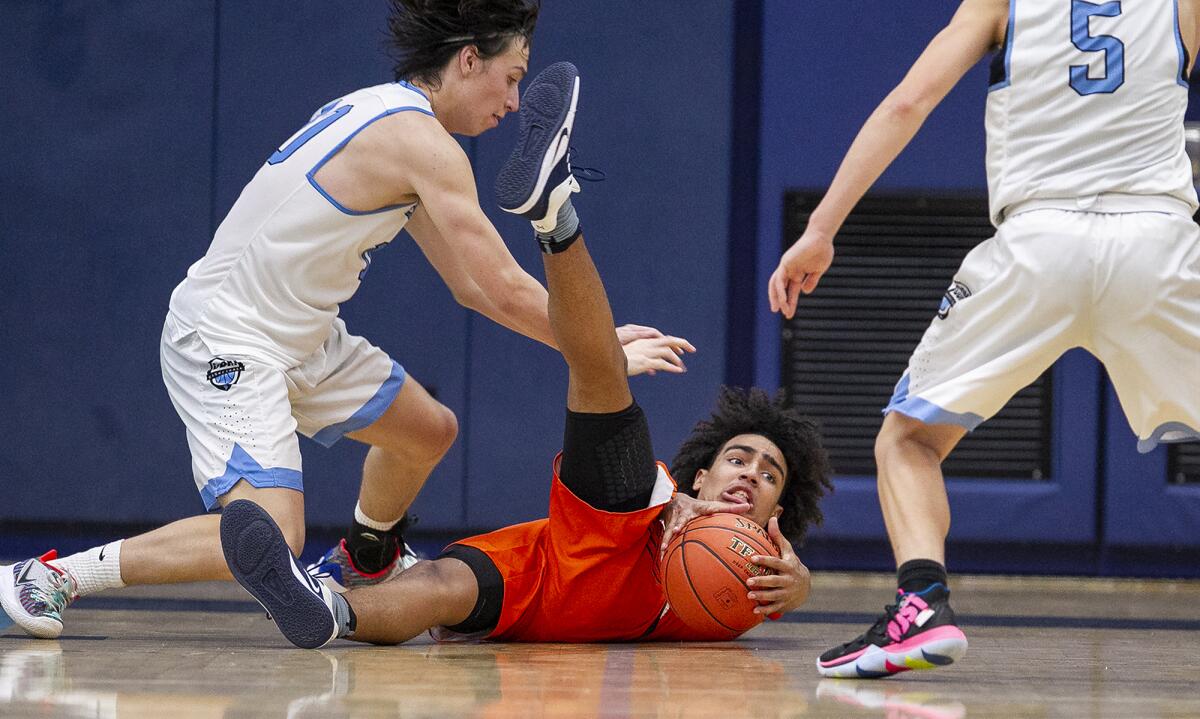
[670,386,834,546]
[387,0,540,87]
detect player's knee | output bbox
[424,558,481,622]
[875,413,922,466]
[275,515,306,557]
[425,402,458,459]
[875,412,957,467]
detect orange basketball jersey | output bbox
[448,458,746,643]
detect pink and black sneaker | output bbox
[817,584,967,678]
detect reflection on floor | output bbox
[1,572,1199,718]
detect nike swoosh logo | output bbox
[288,556,324,598]
[99,547,107,561]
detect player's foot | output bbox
[816,584,967,678]
[220,500,348,649]
[305,538,420,594]
[0,553,76,639]
[495,60,581,233]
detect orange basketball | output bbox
[662,513,781,639]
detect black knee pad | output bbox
[559,402,658,513]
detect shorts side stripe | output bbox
[311,361,407,447]
[199,443,304,510]
[884,374,986,430]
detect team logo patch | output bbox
[206,357,245,391]
[937,281,972,320]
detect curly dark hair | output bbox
[670,386,833,546]
[386,0,540,87]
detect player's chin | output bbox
[474,114,502,135]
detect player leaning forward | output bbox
[769,0,1200,677]
[0,0,694,639]
[218,61,834,648]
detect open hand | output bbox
[768,229,835,319]
[618,324,696,376]
[658,493,751,559]
[746,516,811,618]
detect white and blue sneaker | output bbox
[220,500,349,649]
[305,538,420,594]
[0,552,76,639]
[495,60,581,233]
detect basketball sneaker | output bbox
[220,500,351,649]
[495,60,581,234]
[305,537,420,594]
[0,552,77,639]
[816,584,967,678]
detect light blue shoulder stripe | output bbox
[989,0,1017,92]
[305,106,435,216]
[1174,0,1190,88]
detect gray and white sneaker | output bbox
[0,553,77,639]
[495,61,581,233]
[305,538,420,594]
[220,500,350,649]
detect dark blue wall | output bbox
[753,1,1200,552]
[0,1,733,538]
[754,1,988,388]
[3,1,1195,560]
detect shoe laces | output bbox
[568,148,606,183]
[25,568,76,617]
[875,590,936,643]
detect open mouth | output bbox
[721,488,753,508]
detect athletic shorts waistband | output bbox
[1002,193,1197,221]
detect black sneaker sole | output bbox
[495,61,579,214]
[220,500,335,649]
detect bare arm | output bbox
[405,204,541,339]
[1182,0,1200,73]
[768,0,1008,318]
[403,126,558,348]
[396,121,695,374]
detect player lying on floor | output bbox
[218,62,833,648]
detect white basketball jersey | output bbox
[169,81,433,367]
[985,0,1198,225]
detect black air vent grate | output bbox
[1169,441,1200,484]
[781,193,1051,479]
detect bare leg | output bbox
[346,376,458,523]
[344,558,478,644]
[541,236,632,414]
[874,412,966,566]
[118,483,304,585]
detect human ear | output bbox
[459,45,480,74]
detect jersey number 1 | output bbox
[1070,0,1125,95]
[268,102,353,165]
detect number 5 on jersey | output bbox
[1070,0,1125,96]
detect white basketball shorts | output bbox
[886,197,1200,453]
[160,314,405,508]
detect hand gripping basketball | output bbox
[662,513,782,639]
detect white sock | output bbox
[51,540,126,597]
[354,502,400,532]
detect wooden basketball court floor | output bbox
[2,572,1198,718]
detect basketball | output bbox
[662,513,781,639]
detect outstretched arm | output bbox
[406,136,559,348]
[768,0,1007,318]
[409,204,695,376]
